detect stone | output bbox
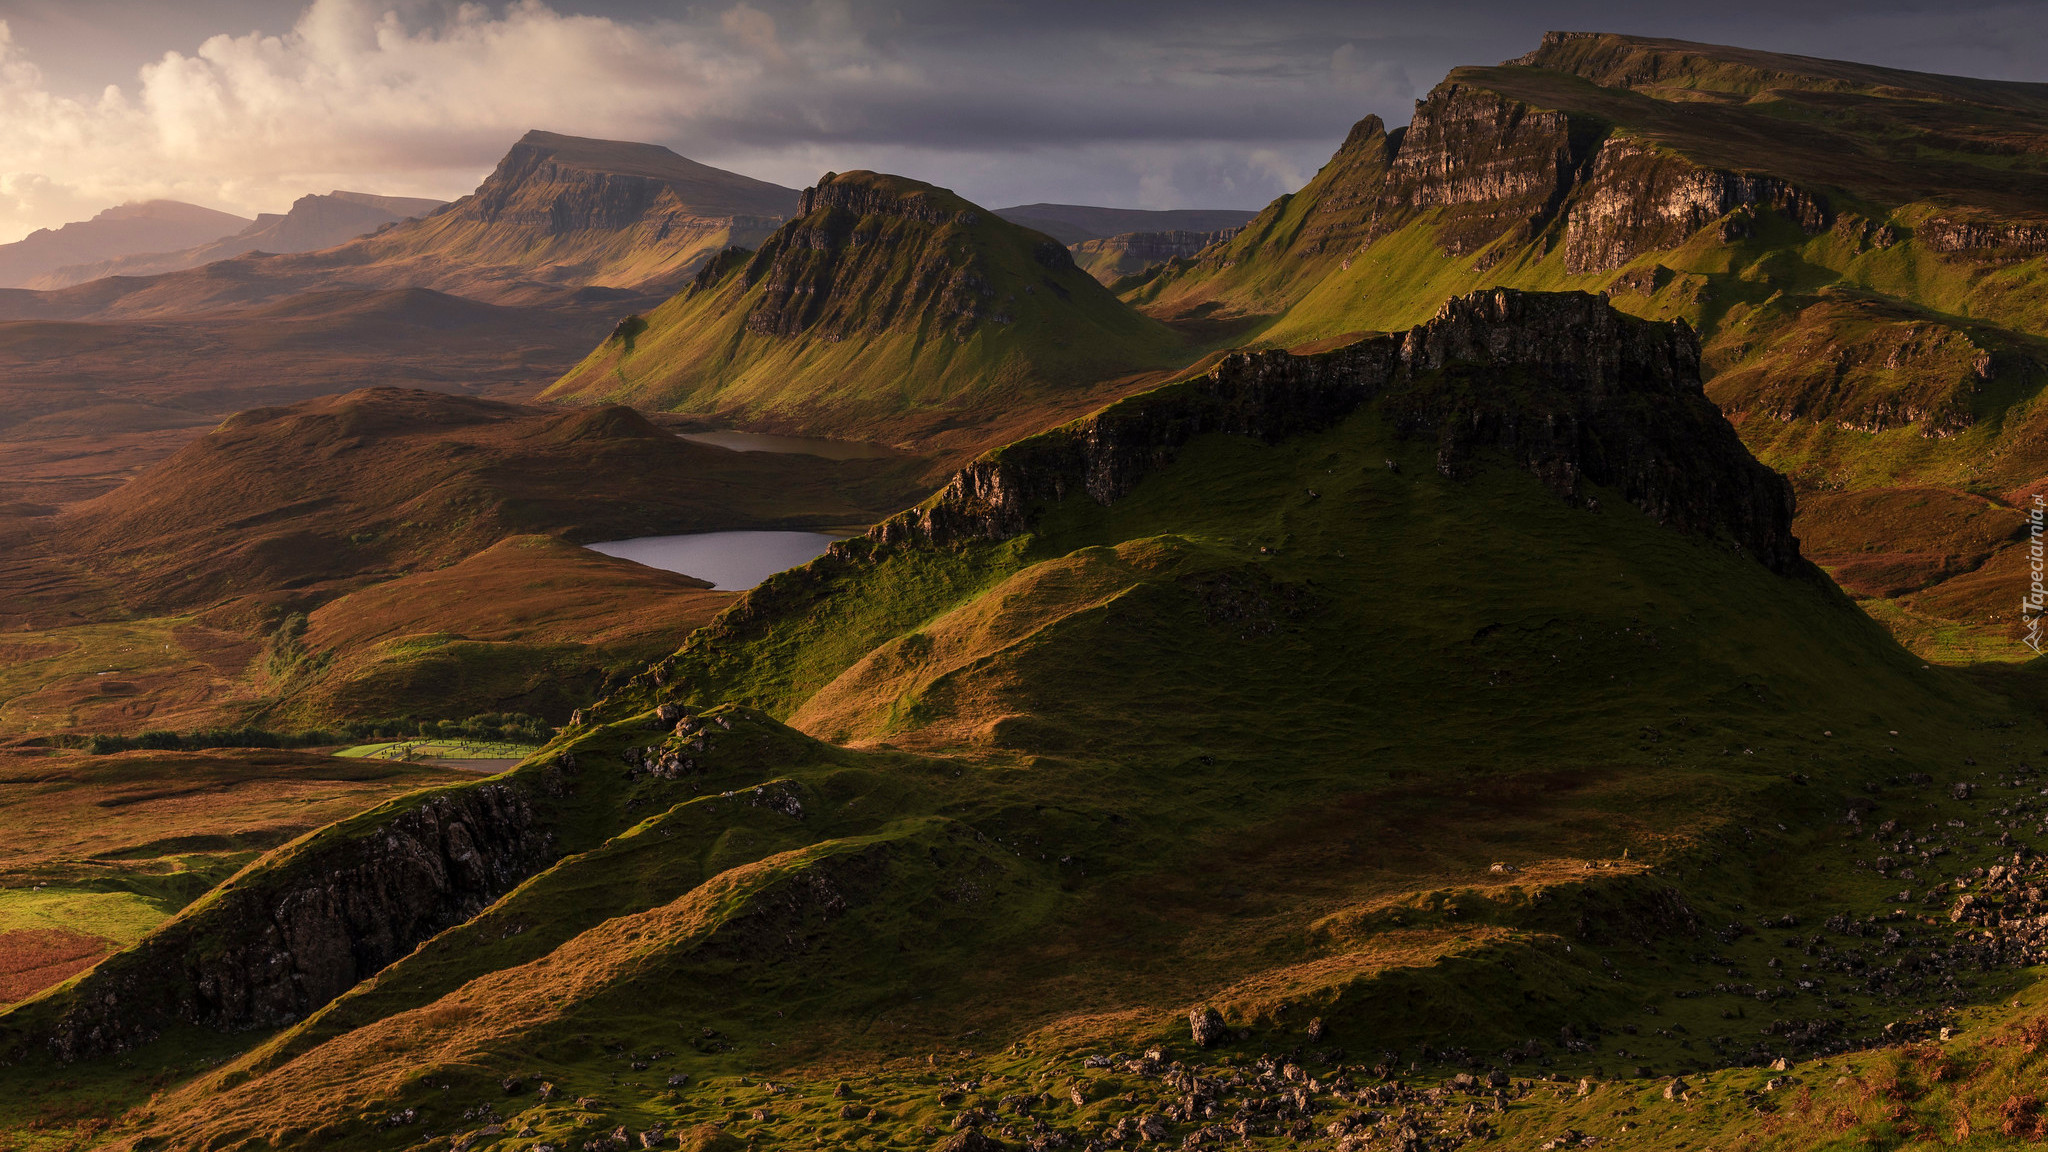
[655,703,684,724]
[1663,1078,1690,1100]
[1189,1006,1228,1048]
[666,1073,689,1088]
[937,1130,1006,1152]
[1307,1017,1327,1043]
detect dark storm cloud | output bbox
[0,0,2043,241]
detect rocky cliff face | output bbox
[1073,228,1241,283]
[8,776,561,1062]
[869,288,1799,573]
[1158,79,1835,292]
[1919,217,2048,258]
[1379,86,1591,256]
[1563,137,1831,273]
[734,171,1082,342]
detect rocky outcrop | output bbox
[7,779,560,1062]
[1377,85,1595,255]
[1918,217,2048,258]
[869,289,1800,573]
[1563,136,1832,273]
[1075,229,1240,283]
[794,173,977,227]
[736,172,1079,341]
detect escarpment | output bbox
[738,172,1011,340]
[1075,228,1241,283]
[468,130,796,233]
[1919,217,2048,258]
[5,778,559,1063]
[1562,136,1832,272]
[854,288,1796,569]
[1379,85,1592,255]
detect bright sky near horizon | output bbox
[1,0,2044,244]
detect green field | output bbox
[333,740,542,762]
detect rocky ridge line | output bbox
[866,288,1799,572]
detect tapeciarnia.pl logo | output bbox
[2028,493,2046,654]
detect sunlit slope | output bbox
[34,293,2048,1152]
[1128,31,2048,658]
[544,171,1188,450]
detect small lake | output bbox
[585,530,845,590]
[676,430,901,460]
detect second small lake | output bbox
[584,530,845,590]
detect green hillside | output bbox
[17,293,2048,1152]
[1130,32,2048,661]
[544,171,1188,451]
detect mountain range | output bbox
[27,190,448,288]
[0,200,252,289]
[6,29,2048,1152]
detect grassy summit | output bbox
[544,171,1188,451]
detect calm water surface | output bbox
[676,430,901,459]
[585,530,845,589]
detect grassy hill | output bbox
[0,388,933,738]
[543,171,1190,451]
[1129,32,2048,660]
[16,292,2048,1152]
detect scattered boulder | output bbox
[1189,1006,1228,1048]
[938,1130,1006,1152]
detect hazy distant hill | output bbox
[0,200,251,289]
[30,191,447,288]
[0,131,802,321]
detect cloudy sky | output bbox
[1,0,2044,243]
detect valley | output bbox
[0,23,2046,1152]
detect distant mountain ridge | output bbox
[0,130,803,321]
[30,191,447,288]
[0,200,251,289]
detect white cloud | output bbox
[0,0,802,240]
[0,0,1403,244]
